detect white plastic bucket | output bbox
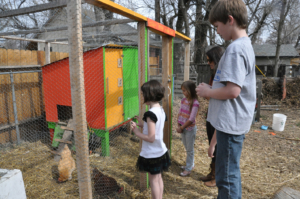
[272,113,287,131]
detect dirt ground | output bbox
[164,98,300,199]
[0,97,299,199]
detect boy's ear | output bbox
[228,15,234,25]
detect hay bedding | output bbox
[0,96,300,198]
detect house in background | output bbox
[253,44,299,65]
[253,44,300,77]
[33,7,139,53]
[27,7,164,75]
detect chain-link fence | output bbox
[0,1,191,198]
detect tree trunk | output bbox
[194,0,203,65]
[173,0,185,74]
[103,0,114,32]
[295,34,300,48]
[251,7,271,44]
[155,0,161,41]
[194,0,218,64]
[274,0,287,77]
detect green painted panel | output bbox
[123,47,139,119]
[52,124,64,147]
[103,47,107,129]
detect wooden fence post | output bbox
[184,41,190,81]
[67,0,92,198]
[45,42,50,65]
[162,36,172,150]
[138,21,148,192]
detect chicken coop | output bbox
[0,0,191,198]
[42,45,139,156]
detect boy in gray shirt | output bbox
[196,0,256,198]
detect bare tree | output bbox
[247,0,275,44]
[273,0,294,76]
[155,0,161,40]
[193,0,218,64]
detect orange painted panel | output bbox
[84,48,105,129]
[42,48,105,129]
[105,48,124,128]
[147,18,175,37]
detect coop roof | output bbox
[253,44,299,58]
[42,44,135,68]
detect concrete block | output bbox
[0,169,26,199]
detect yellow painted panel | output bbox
[175,31,191,41]
[105,48,124,128]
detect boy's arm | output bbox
[196,82,241,100]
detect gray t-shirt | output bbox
[207,37,256,135]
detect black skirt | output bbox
[136,151,171,175]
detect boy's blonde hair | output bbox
[209,0,248,29]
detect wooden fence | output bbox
[0,48,69,66]
[0,49,69,144]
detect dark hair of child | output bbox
[206,46,225,82]
[181,81,198,112]
[141,80,165,103]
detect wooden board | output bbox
[162,36,172,150]
[54,119,74,162]
[86,0,147,22]
[137,21,148,192]
[175,31,191,41]
[272,187,300,199]
[50,51,56,63]
[31,51,38,65]
[184,42,190,81]
[147,18,175,37]
[37,51,45,66]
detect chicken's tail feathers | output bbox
[118,187,123,194]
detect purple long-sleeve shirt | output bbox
[178,98,199,131]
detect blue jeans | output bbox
[216,130,245,199]
[181,126,197,171]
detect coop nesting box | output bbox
[42,45,139,155]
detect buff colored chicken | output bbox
[58,145,76,182]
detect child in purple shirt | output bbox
[176,81,199,176]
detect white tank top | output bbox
[140,107,168,158]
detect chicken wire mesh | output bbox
[0,0,191,198]
[0,1,144,198]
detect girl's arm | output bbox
[208,130,217,157]
[132,117,155,143]
[134,116,144,128]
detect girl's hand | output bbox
[134,116,143,128]
[176,127,183,133]
[208,145,215,158]
[131,121,137,132]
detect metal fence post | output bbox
[10,71,20,145]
